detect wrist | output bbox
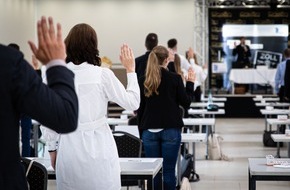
[126,69,135,73]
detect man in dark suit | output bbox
[284,59,290,102]
[0,16,78,190]
[232,36,251,68]
[135,33,158,79]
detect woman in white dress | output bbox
[41,23,140,190]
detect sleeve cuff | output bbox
[46,59,67,70]
[47,141,59,151]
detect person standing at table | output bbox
[186,47,208,102]
[232,36,251,68]
[137,45,195,190]
[167,38,192,72]
[7,43,33,157]
[41,23,140,190]
[275,48,290,102]
[0,16,79,190]
[135,33,158,79]
[284,58,290,102]
[8,43,43,157]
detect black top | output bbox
[232,44,251,67]
[284,60,290,102]
[137,68,194,130]
[0,44,78,190]
[135,51,150,79]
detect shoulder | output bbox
[135,53,149,62]
[162,68,181,82]
[0,44,23,64]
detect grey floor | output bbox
[47,118,290,190]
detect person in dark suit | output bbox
[232,36,251,68]
[0,16,78,190]
[284,59,290,102]
[135,33,158,79]
[137,45,195,190]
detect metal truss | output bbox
[207,0,290,8]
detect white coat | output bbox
[41,62,140,190]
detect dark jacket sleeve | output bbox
[13,54,78,133]
[176,76,194,109]
[284,60,290,101]
[137,77,145,126]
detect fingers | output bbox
[41,16,51,43]
[56,23,63,43]
[37,20,44,48]
[48,17,56,41]
[28,41,37,55]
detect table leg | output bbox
[206,125,209,160]
[248,169,256,190]
[212,115,215,133]
[276,125,281,158]
[177,144,182,186]
[288,142,290,158]
[148,178,153,190]
[264,115,267,131]
[33,124,39,157]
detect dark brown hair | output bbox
[65,23,101,66]
[145,33,158,51]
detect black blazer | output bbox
[137,68,194,130]
[135,51,150,79]
[0,45,78,190]
[284,60,290,102]
[232,44,251,67]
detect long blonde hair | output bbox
[144,46,169,97]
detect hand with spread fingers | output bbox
[28,16,66,65]
[119,44,135,73]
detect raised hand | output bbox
[186,67,196,83]
[119,44,135,73]
[28,16,66,65]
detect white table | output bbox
[271,134,290,158]
[229,68,276,94]
[248,158,290,190]
[121,110,135,116]
[255,102,290,108]
[190,102,225,108]
[260,109,290,131]
[120,157,163,190]
[253,97,280,102]
[107,117,216,128]
[29,157,163,190]
[182,118,215,159]
[107,118,129,126]
[177,133,207,186]
[267,119,290,158]
[114,125,140,138]
[201,97,227,102]
[188,109,225,133]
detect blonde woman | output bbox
[137,45,195,190]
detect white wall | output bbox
[36,0,195,63]
[0,0,35,60]
[0,0,195,63]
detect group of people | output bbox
[1,16,208,190]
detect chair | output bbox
[20,157,48,190]
[113,131,142,158]
[113,131,143,189]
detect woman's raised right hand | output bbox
[119,44,135,73]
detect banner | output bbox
[254,50,283,68]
